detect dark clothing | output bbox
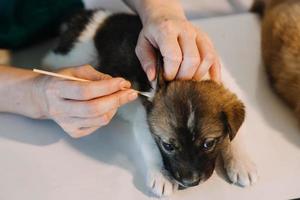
[0,0,83,49]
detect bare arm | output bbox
[0,65,43,118]
[123,0,186,24]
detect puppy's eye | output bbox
[203,138,217,151]
[161,141,175,153]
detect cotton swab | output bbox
[33,69,152,98]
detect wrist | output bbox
[137,0,186,25]
[0,66,48,119]
[30,75,50,119]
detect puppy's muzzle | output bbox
[175,171,201,187]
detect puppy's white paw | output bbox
[224,155,258,187]
[147,169,177,197]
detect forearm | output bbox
[0,65,44,118]
[123,0,186,24]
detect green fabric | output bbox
[0,0,84,49]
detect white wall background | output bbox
[83,0,254,19]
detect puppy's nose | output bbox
[181,178,200,187]
[181,172,201,187]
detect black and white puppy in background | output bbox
[43,9,258,197]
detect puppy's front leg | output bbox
[133,106,177,197]
[221,130,258,187]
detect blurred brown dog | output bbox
[257,0,300,123]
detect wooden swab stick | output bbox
[33,69,151,98]
[33,69,91,82]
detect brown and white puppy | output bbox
[256,0,300,123]
[144,69,245,187]
[43,9,257,197]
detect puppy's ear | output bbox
[221,100,245,140]
[141,53,168,111]
[140,95,153,113]
[156,55,168,90]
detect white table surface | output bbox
[1,13,300,200]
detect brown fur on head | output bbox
[142,73,245,188]
[262,0,300,123]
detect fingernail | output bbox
[128,91,138,101]
[214,73,222,84]
[147,67,155,81]
[199,59,210,78]
[102,74,112,80]
[120,80,131,89]
[217,66,222,83]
